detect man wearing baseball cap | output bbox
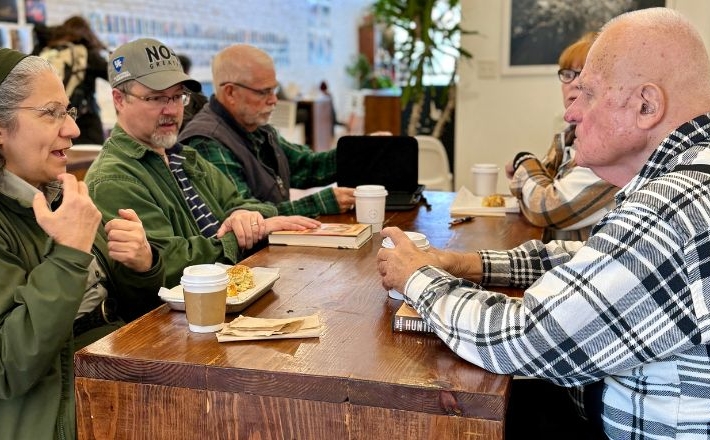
[84,38,320,287]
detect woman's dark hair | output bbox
[59,15,107,52]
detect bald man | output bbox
[179,44,355,218]
[377,8,710,439]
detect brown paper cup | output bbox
[180,265,229,333]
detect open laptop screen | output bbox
[336,135,423,210]
[336,135,419,192]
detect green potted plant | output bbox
[371,0,474,137]
[346,53,396,90]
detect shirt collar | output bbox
[617,112,710,204]
[0,170,61,208]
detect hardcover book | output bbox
[268,223,372,249]
[392,303,435,334]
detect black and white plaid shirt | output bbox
[405,114,710,440]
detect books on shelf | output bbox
[392,303,435,334]
[268,223,372,249]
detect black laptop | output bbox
[336,135,425,210]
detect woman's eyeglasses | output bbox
[558,69,582,84]
[123,91,191,107]
[4,105,78,123]
[219,81,280,99]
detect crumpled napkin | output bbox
[216,314,322,342]
[449,186,519,217]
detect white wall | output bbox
[456,0,710,193]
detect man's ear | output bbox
[112,88,126,110]
[637,83,663,128]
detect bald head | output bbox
[212,44,275,97]
[564,8,710,186]
[590,8,710,126]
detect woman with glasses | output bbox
[505,32,618,241]
[0,48,165,440]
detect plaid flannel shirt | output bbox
[405,114,710,440]
[188,131,340,217]
[509,125,618,241]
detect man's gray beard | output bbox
[151,132,178,150]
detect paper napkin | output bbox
[216,314,323,342]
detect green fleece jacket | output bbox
[85,125,278,287]
[0,177,165,440]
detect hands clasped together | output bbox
[32,173,154,272]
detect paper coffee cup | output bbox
[471,163,500,196]
[180,264,229,333]
[354,184,388,232]
[381,231,430,300]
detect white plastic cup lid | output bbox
[354,184,388,197]
[180,264,229,291]
[471,163,499,173]
[381,231,429,249]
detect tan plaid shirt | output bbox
[509,125,618,241]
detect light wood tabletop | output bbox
[74,191,542,440]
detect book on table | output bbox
[268,223,372,249]
[392,302,435,334]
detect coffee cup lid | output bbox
[471,163,499,172]
[354,184,388,197]
[180,264,229,286]
[381,231,429,249]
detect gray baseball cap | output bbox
[108,38,201,92]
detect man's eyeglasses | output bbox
[219,81,280,99]
[4,105,78,123]
[558,69,582,83]
[123,90,191,107]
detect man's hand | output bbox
[105,209,153,272]
[217,210,266,249]
[32,173,101,253]
[333,187,356,213]
[377,227,439,293]
[264,215,321,234]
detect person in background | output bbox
[0,48,165,440]
[506,32,617,241]
[179,44,355,218]
[84,38,319,287]
[48,16,109,145]
[176,53,208,130]
[378,8,710,440]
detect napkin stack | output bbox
[216,314,322,342]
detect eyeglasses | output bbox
[123,90,191,107]
[4,105,78,122]
[558,69,582,83]
[219,81,280,99]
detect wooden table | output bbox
[74,192,542,440]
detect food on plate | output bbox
[226,264,255,297]
[482,194,506,208]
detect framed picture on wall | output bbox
[25,0,46,25]
[0,0,18,23]
[501,0,670,76]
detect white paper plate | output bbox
[159,267,280,313]
[449,186,519,217]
